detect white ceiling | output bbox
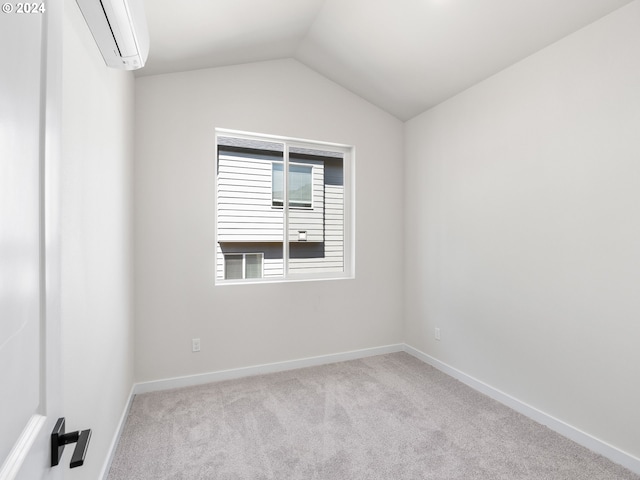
[138,0,634,120]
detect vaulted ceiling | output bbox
[138,0,634,120]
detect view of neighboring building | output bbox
[216,135,345,281]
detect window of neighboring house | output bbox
[216,129,354,284]
[224,253,263,280]
[272,163,313,208]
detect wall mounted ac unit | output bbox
[76,0,149,70]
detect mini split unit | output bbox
[76,0,149,70]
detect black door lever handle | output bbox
[51,417,92,468]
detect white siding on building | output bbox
[217,155,283,242]
[216,148,345,280]
[288,183,344,275]
[217,154,325,243]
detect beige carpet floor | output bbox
[107,352,639,479]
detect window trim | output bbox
[215,128,355,285]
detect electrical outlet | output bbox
[435,328,441,341]
[192,338,201,352]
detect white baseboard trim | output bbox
[99,384,136,480]
[403,344,640,476]
[134,343,405,395]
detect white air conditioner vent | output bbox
[76,0,149,70]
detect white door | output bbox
[0,2,64,480]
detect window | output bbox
[216,129,353,283]
[224,253,263,280]
[272,163,313,208]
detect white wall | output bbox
[62,1,135,478]
[134,59,404,382]
[405,0,640,461]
